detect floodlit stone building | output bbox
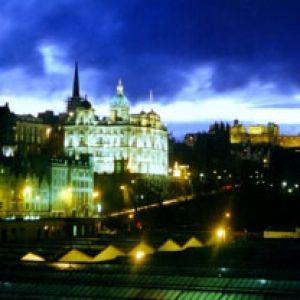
[15,115,52,154]
[230,120,300,148]
[50,157,94,218]
[0,156,95,218]
[0,165,50,218]
[230,121,279,145]
[64,65,168,175]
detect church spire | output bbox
[72,61,80,98]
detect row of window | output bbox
[16,134,42,143]
[68,138,166,150]
[67,125,166,136]
[71,180,92,189]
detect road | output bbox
[105,194,195,218]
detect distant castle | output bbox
[230,120,300,148]
[185,120,300,149]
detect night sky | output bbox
[1,0,300,138]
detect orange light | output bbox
[216,228,226,240]
[135,250,145,261]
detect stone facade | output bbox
[50,157,94,218]
[230,121,300,148]
[64,80,168,175]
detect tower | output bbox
[72,61,80,98]
[110,79,130,122]
[67,62,84,113]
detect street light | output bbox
[61,188,72,213]
[93,191,99,198]
[134,250,145,262]
[96,203,102,213]
[23,186,32,197]
[61,187,72,198]
[216,227,226,242]
[281,181,287,188]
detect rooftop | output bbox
[0,234,299,299]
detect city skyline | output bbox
[2,1,300,138]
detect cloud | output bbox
[0,42,106,114]
[39,44,70,74]
[1,0,300,138]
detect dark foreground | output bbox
[0,233,299,299]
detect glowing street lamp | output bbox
[46,127,52,138]
[96,203,102,213]
[135,250,145,262]
[61,187,72,198]
[281,181,287,188]
[93,191,99,198]
[225,212,231,219]
[61,188,72,210]
[23,186,32,197]
[216,227,226,242]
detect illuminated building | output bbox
[0,166,50,218]
[50,157,94,217]
[264,226,300,239]
[230,120,300,148]
[0,103,64,157]
[171,161,190,179]
[0,104,54,156]
[15,115,52,154]
[64,65,168,175]
[0,156,95,218]
[230,120,279,144]
[230,120,247,144]
[278,136,300,148]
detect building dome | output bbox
[80,99,92,109]
[147,109,158,116]
[110,80,129,107]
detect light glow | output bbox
[135,250,145,261]
[23,186,32,197]
[21,252,45,262]
[216,228,226,240]
[225,212,231,218]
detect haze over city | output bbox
[1,0,300,138]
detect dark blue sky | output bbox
[1,0,300,138]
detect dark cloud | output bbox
[1,0,300,102]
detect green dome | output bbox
[111,79,129,107]
[111,94,129,107]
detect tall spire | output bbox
[72,61,80,98]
